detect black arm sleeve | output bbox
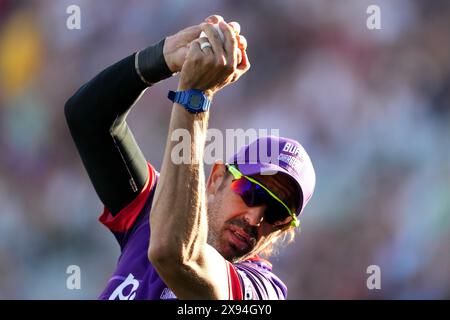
[64,39,172,215]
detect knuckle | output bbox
[215,58,226,68]
[224,64,234,73]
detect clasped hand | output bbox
[163,15,250,100]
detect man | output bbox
[65,15,315,300]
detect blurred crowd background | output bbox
[0,0,449,299]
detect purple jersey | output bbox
[98,163,288,300]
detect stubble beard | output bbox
[206,196,257,263]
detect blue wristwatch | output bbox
[168,89,211,114]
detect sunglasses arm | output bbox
[226,164,300,228]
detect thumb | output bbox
[178,24,204,42]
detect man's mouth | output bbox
[227,226,255,252]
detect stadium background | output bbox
[0,0,449,299]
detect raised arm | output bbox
[148,17,250,299]
[64,25,202,214]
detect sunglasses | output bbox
[226,164,300,228]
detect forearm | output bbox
[149,105,209,261]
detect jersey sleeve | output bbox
[99,162,157,248]
[227,259,288,300]
[226,261,243,300]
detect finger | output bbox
[198,22,210,40]
[186,39,205,61]
[228,21,241,35]
[202,23,226,58]
[237,35,247,51]
[204,15,224,24]
[237,49,250,71]
[218,21,238,67]
[198,37,213,54]
[179,24,204,41]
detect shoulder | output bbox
[229,256,287,300]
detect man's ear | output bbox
[206,160,226,196]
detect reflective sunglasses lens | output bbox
[231,178,291,225]
[231,178,264,206]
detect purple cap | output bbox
[228,136,315,215]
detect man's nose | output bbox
[244,205,266,226]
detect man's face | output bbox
[206,164,298,262]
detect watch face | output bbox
[189,94,203,109]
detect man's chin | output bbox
[220,243,252,262]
